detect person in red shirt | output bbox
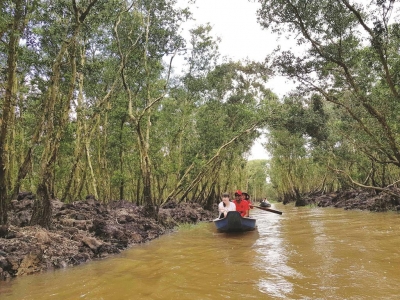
[233,190,250,217]
[242,192,254,209]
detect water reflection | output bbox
[253,207,298,298]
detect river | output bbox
[1,204,400,299]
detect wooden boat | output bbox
[213,211,256,232]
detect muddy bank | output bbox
[294,188,400,212]
[0,193,214,280]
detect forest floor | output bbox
[296,187,400,212]
[0,193,215,281]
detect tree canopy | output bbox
[3,0,400,226]
[0,0,273,226]
[257,0,400,202]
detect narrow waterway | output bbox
[1,204,400,300]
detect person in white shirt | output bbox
[218,193,236,219]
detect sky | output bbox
[176,0,296,160]
[186,0,271,61]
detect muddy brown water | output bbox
[1,204,400,300]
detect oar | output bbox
[253,205,283,215]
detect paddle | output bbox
[252,205,283,215]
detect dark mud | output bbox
[295,188,400,212]
[0,193,214,280]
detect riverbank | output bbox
[295,188,400,212]
[0,193,214,280]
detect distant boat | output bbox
[213,211,256,232]
[260,201,271,208]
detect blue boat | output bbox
[213,211,256,232]
[260,201,271,208]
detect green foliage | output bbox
[0,0,276,216]
[246,159,268,201]
[255,0,400,202]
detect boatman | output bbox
[233,190,250,217]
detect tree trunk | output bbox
[135,113,157,217]
[136,176,141,206]
[30,184,52,228]
[85,137,99,200]
[0,0,26,225]
[61,42,86,202]
[205,184,217,211]
[119,118,125,200]
[30,24,80,227]
[75,167,87,201]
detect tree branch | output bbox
[329,167,400,197]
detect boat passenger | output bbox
[233,190,250,217]
[260,197,271,207]
[242,192,254,209]
[218,193,236,219]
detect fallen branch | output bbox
[330,167,400,198]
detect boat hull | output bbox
[213,211,256,232]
